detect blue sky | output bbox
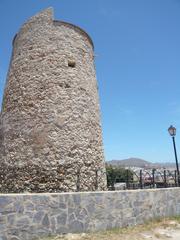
[0,0,180,163]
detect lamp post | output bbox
[168,125,180,186]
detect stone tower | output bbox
[0,8,107,192]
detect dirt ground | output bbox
[42,217,180,240]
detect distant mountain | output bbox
[108,158,151,167]
[107,158,176,169]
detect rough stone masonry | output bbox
[0,8,107,192]
[1,188,180,240]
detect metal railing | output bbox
[108,169,179,190]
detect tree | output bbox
[106,164,133,190]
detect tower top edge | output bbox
[53,20,94,49]
[12,7,94,49]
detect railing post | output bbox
[152,169,155,188]
[164,169,167,188]
[95,169,98,190]
[76,169,80,191]
[126,169,129,189]
[140,170,143,189]
[175,170,177,187]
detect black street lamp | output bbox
[168,125,180,186]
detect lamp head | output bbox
[168,125,176,137]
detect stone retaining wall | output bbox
[1,188,180,240]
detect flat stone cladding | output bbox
[0,8,107,192]
[1,188,180,240]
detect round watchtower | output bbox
[0,8,107,192]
